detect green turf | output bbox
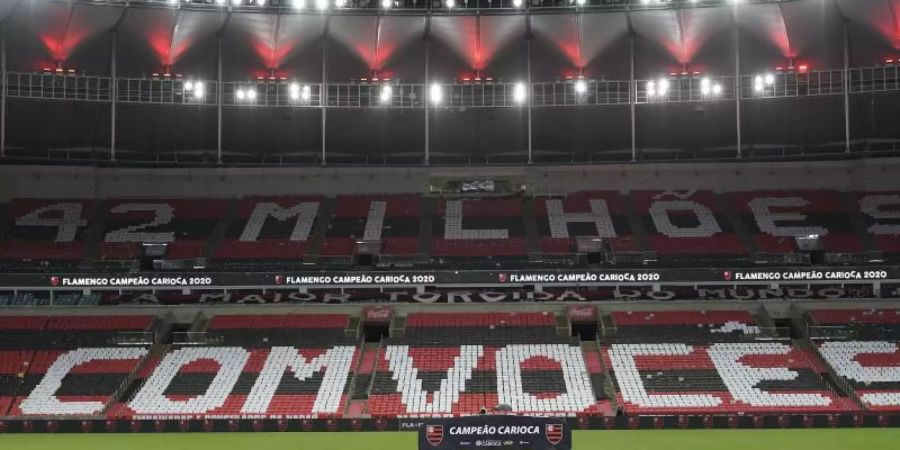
[1,429,899,450]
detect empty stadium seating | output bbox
[99,199,228,260]
[115,314,357,418]
[214,197,321,263]
[856,192,900,255]
[320,195,421,257]
[535,191,636,255]
[810,309,900,411]
[2,315,154,416]
[367,312,599,417]
[1,189,898,267]
[728,191,863,253]
[631,190,746,256]
[431,199,528,259]
[0,199,92,270]
[604,311,857,414]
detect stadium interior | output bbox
[1,0,900,446]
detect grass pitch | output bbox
[1,429,899,450]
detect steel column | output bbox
[321,17,329,166]
[629,32,636,162]
[843,20,851,154]
[734,5,742,159]
[526,15,533,165]
[424,19,430,166]
[217,33,223,164]
[0,22,6,158]
[110,29,117,162]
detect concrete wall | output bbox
[1,158,898,201]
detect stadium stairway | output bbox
[715,192,758,255]
[80,199,111,267]
[304,197,336,264]
[522,198,542,259]
[838,191,876,253]
[792,337,867,410]
[620,192,651,252]
[203,199,240,261]
[417,197,436,260]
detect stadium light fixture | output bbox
[215,0,226,4]
[247,88,257,101]
[380,85,393,104]
[184,81,195,92]
[513,0,523,7]
[712,83,722,96]
[753,75,764,93]
[381,0,392,8]
[513,82,527,104]
[764,73,775,85]
[574,79,587,95]
[335,0,347,7]
[646,80,656,98]
[232,0,241,6]
[657,78,669,97]
[257,0,266,5]
[446,0,456,8]
[430,83,443,105]
[289,83,300,101]
[700,77,711,95]
[292,0,306,8]
[301,85,311,102]
[193,82,205,100]
[236,89,246,101]
[576,0,587,5]
[316,0,329,9]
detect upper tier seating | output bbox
[631,190,746,257]
[431,199,528,259]
[3,315,155,417]
[855,192,900,254]
[1,199,92,267]
[728,190,863,253]
[368,312,600,417]
[535,191,636,255]
[604,311,857,414]
[99,199,228,260]
[214,197,322,262]
[320,194,420,257]
[810,309,900,411]
[115,314,357,419]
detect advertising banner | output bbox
[0,266,896,290]
[418,416,571,450]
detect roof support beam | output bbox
[733,3,742,159]
[1,21,6,159]
[424,15,431,166]
[321,15,330,166]
[526,13,533,165]
[843,18,851,154]
[110,28,117,162]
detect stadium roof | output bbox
[0,0,898,165]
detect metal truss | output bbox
[39,0,804,15]
[5,66,898,109]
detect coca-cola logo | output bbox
[568,306,595,320]
[365,309,392,320]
